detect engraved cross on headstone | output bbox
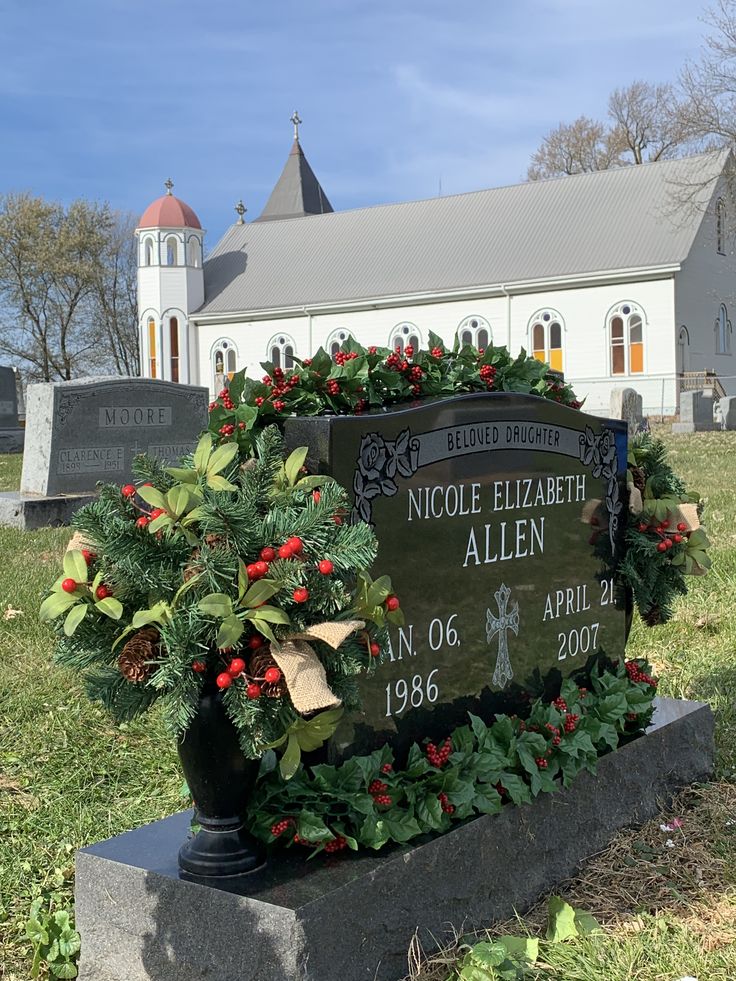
[486,583,520,690]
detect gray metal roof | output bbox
[198,151,728,317]
[255,138,334,222]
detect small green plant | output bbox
[449,897,600,979]
[25,896,81,979]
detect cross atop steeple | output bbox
[290,110,302,142]
[234,200,247,224]
[164,177,174,195]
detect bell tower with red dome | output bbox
[136,179,204,383]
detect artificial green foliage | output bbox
[40,428,400,759]
[207,334,581,454]
[620,432,711,625]
[248,657,657,854]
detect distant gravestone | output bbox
[0,377,208,529]
[672,390,716,433]
[610,387,643,435]
[719,395,736,430]
[0,366,24,454]
[286,393,629,762]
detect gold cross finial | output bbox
[234,200,247,224]
[164,177,174,195]
[290,110,302,141]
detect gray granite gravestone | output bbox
[0,377,208,529]
[672,390,716,433]
[74,697,713,981]
[0,365,24,453]
[610,386,643,435]
[285,394,628,762]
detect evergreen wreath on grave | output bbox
[206,333,581,453]
[39,427,402,767]
[621,432,711,626]
[249,656,659,856]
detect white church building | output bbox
[136,128,736,417]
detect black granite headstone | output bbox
[286,393,628,762]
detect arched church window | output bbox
[529,310,564,372]
[716,304,732,354]
[389,322,421,356]
[717,199,726,255]
[166,236,178,266]
[269,335,296,370]
[147,317,157,379]
[169,317,179,383]
[211,338,238,393]
[188,238,200,268]
[607,302,645,375]
[457,316,492,351]
[144,239,154,266]
[326,329,353,357]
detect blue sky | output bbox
[0,0,711,244]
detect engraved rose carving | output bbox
[579,425,621,555]
[351,428,418,525]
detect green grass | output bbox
[1,432,736,979]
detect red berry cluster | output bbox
[638,517,690,553]
[369,779,392,806]
[479,363,497,389]
[326,380,340,396]
[385,594,400,612]
[578,686,588,698]
[333,350,359,366]
[271,817,295,837]
[426,738,452,767]
[563,712,579,733]
[437,792,455,814]
[218,422,235,437]
[380,763,393,774]
[246,559,270,579]
[625,660,658,687]
[404,344,414,357]
[324,835,348,854]
[545,722,562,746]
[535,757,549,769]
[552,697,568,712]
[219,388,235,410]
[430,346,443,358]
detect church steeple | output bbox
[255,111,334,222]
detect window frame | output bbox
[606,302,646,376]
[165,235,179,266]
[389,322,422,356]
[528,309,564,372]
[326,328,354,357]
[457,315,492,351]
[716,304,732,355]
[268,333,297,370]
[211,337,239,392]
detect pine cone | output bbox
[204,534,228,550]
[641,605,662,627]
[630,466,646,493]
[118,628,159,683]
[249,649,286,698]
[183,548,202,582]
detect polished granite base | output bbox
[0,490,95,529]
[75,697,714,981]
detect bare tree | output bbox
[528,81,690,180]
[0,195,139,382]
[88,211,140,377]
[608,80,688,163]
[527,116,625,180]
[680,0,736,150]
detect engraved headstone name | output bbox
[20,377,209,496]
[287,393,628,762]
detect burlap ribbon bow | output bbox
[269,620,365,713]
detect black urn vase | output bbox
[177,686,265,880]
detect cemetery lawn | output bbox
[0,432,735,980]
